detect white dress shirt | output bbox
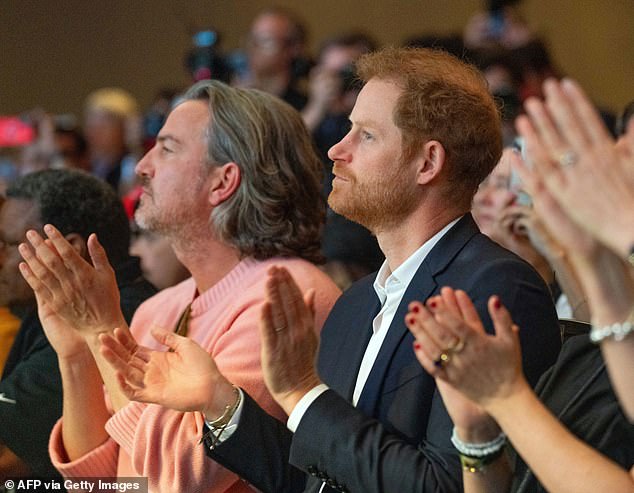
[287,217,460,430]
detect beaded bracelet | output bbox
[451,427,507,457]
[590,320,633,343]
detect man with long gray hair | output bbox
[19,80,341,492]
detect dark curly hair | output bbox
[182,80,325,263]
[6,169,130,264]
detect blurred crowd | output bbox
[3,3,627,296]
[0,2,632,492]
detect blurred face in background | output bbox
[0,198,41,308]
[472,148,516,237]
[130,230,189,291]
[84,108,126,159]
[318,44,366,114]
[248,13,295,76]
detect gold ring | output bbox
[274,325,286,332]
[434,352,450,368]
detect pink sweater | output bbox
[49,257,341,492]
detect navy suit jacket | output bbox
[207,214,561,493]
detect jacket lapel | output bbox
[355,214,480,416]
[318,280,382,401]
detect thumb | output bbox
[87,233,112,271]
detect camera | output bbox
[185,29,233,83]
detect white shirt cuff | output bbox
[204,388,245,444]
[286,384,329,432]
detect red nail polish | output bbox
[412,305,420,313]
[413,342,421,350]
[407,317,415,325]
[429,301,437,309]
[494,298,501,309]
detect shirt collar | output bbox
[373,217,462,304]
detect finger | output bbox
[406,311,447,378]
[100,331,133,364]
[17,253,57,299]
[515,115,552,175]
[99,339,147,389]
[42,225,86,272]
[455,290,486,334]
[487,295,518,340]
[108,328,148,369]
[431,305,473,348]
[150,327,189,353]
[512,215,531,236]
[18,242,63,298]
[107,329,150,371]
[265,267,288,332]
[501,203,531,218]
[499,212,520,231]
[524,96,566,156]
[559,78,612,147]
[414,301,458,352]
[277,267,312,336]
[543,79,590,152]
[115,371,145,401]
[100,335,130,371]
[515,116,567,199]
[259,301,278,356]
[439,287,461,317]
[112,327,148,361]
[412,335,446,378]
[28,228,86,301]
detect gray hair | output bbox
[182,80,324,262]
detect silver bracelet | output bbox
[451,427,506,457]
[590,321,633,344]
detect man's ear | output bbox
[415,140,446,185]
[209,162,241,207]
[63,233,88,258]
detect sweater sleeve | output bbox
[48,418,119,478]
[105,300,282,493]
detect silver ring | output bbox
[558,150,578,167]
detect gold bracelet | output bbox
[460,448,505,473]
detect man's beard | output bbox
[327,161,418,233]
[134,175,210,242]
